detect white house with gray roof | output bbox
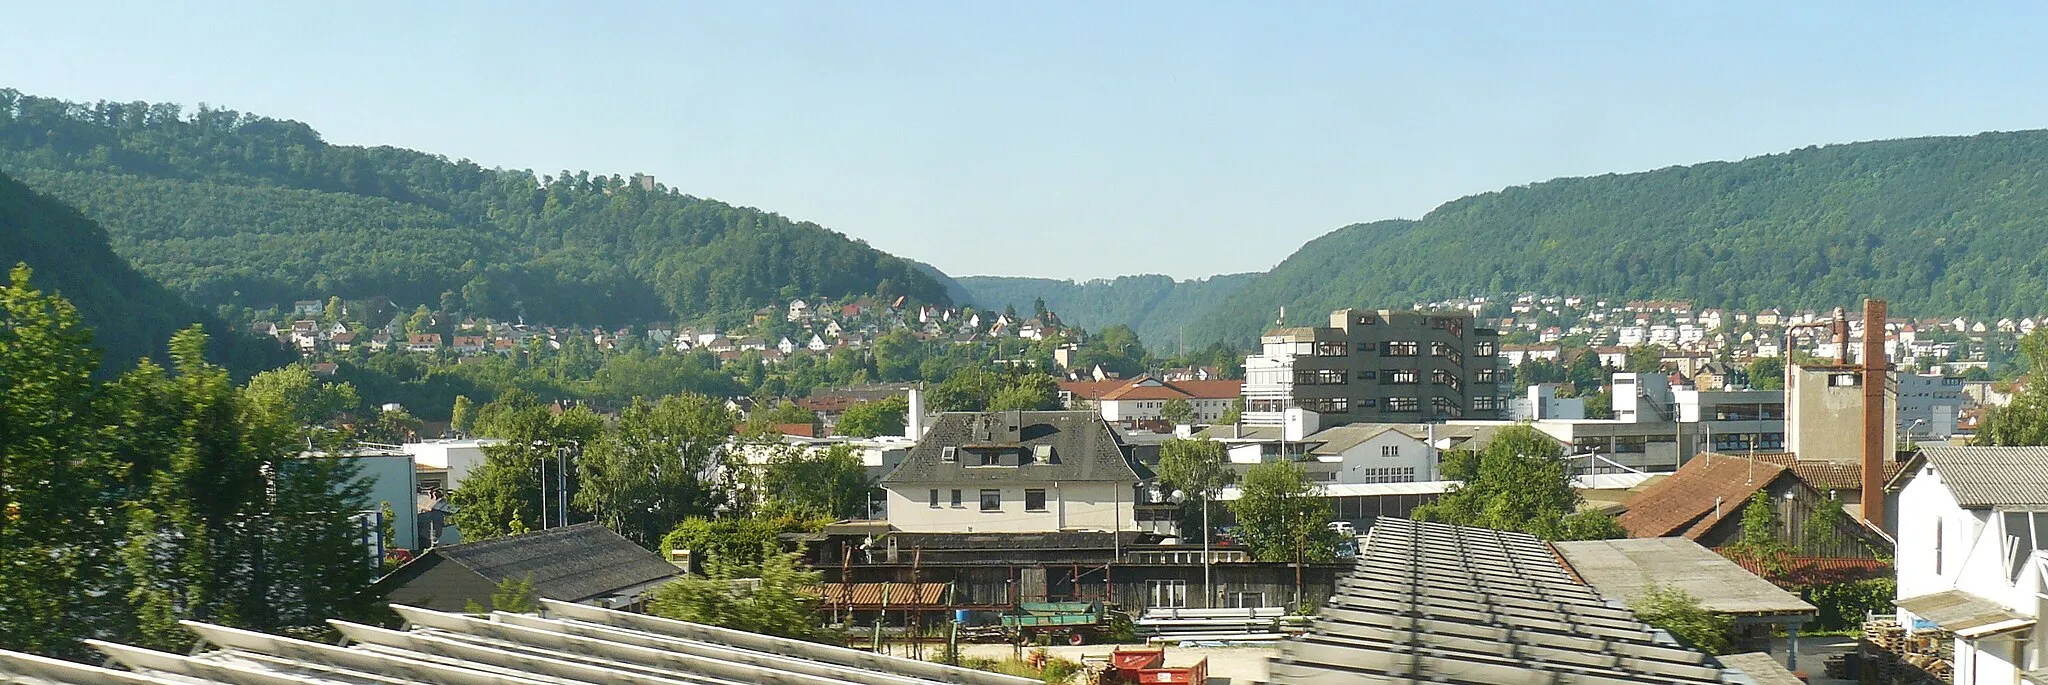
[880,411,1145,534]
[1894,446,2048,685]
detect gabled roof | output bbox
[1616,455,1789,539]
[1916,446,2048,507]
[405,523,678,604]
[1728,452,1907,493]
[881,411,1141,484]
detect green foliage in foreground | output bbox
[1631,585,1734,655]
[645,543,825,641]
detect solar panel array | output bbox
[1269,518,1731,685]
[0,599,1034,685]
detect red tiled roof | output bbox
[1713,452,1908,493]
[1616,455,1789,539]
[814,582,948,608]
[1085,378,1245,402]
[1058,380,1129,401]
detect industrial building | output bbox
[1242,308,1505,426]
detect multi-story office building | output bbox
[1242,309,1503,426]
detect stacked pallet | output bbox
[1136,607,1288,643]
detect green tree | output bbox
[1412,425,1624,541]
[466,574,537,615]
[1725,489,1792,575]
[243,364,360,430]
[1159,398,1194,426]
[872,330,923,382]
[1631,585,1733,655]
[450,397,602,540]
[322,296,344,324]
[755,443,876,520]
[988,373,1060,411]
[1625,345,1665,373]
[1227,461,1341,562]
[405,305,434,336]
[0,265,127,658]
[1566,349,1608,395]
[836,396,908,438]
[660,516,826,571]
[358,407,423,444]
[574,395,735,547]
[646,543,824,641]
[1156,438,1235,544]
[450,395,475,436]
[1747,357,1785,391]
[119,326,373,649]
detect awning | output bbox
[1897,590,2035,637]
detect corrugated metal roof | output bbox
[1713,653,1805,685]
[1917,446,2048,507]
[0,600,1036,685]
[1553,538,1816,617]
[1897,589,2032,635]
[816,582,950,607]
[1270,518,1732,685]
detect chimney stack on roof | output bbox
[1861,298,1889,528]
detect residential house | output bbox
[368,332,392,351]
[292,299,323,316]
[777,337,797,354]
[251,321,280,339]
[1756,309,1783,327]
[880,411,1146,534]
[787,299,812,322]
[329,330,357,352]
[807,334,829,352]
[704,336,737,353]
[451,335,487,355]
[1894,446,2048,685]
[406,334,441,353]
[363,523,679,612]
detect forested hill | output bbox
[1196,129,2048,344]
[958,273,1257,349]
[0,89,951,327]
[0,171,288,372]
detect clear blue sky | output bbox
[4,2,2045,281]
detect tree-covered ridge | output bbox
[1201,130,2048,344]
[0,89,952,327]
[957,272,1258,350]
[0,170,287,371]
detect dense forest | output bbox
[1188,130,2048,343]
[958,272,1257,351]
[0,89,951,328]
[0,170,287,372]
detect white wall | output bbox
[1331,431,1433,484]
[403,440,498,491]
[1895,465,2048,684]
[884,481,1136,533]
[347,454,420,551]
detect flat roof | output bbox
[1554,538,1816,618]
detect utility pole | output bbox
[1202,492,1213,608]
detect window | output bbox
[1934,517,1944,576]
[1356,314,1379,325]
[978,451,1001,467]
[1359,370,1377,381]
[1297,398,1350,414]
[1357,342,1377,353]
[980,489,1001,512]
[941,446,958,462]
[1148,580,1188,609]
[1387,369,1419,385]
[1430,342,1450,357]
[2000,512,2048,581]
[1025,489,1048,512]
[928,489,940,508]
[1384,341,1418,357]
[1355,466,1416,484]
[1224,591,1266,609]
[1316,341,1348,357]
[1472,396,1500,411]
[1316,369,1346,385]
[1386,397,1419,413]
[950,489,963,508]
[1474,341,1496,357]
[1380,445,1400,459]
[1475,368,1497,383]
[1432,368,1460,390]
[1433,397,1463,418]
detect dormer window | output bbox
[941,446,959,462]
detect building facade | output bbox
[880,411,1145,534]
[1242,309,1503,427]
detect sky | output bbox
[4,3,2047,282]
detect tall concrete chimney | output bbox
[1861,299,1888,527]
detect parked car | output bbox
[1326,521,1357,537]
